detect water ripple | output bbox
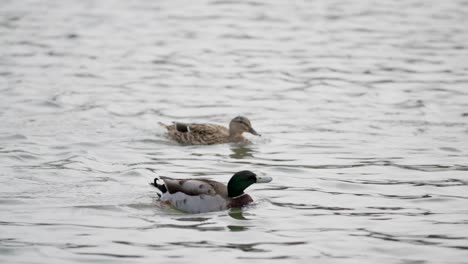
[1,0,468,263]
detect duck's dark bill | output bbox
[249,127,260,136]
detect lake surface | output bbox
[1,0,468,263]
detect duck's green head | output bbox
[227,170,272,198]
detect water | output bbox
[1,0,468,263]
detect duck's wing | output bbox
[191,124,230,144]
[165,123,229,145]
[185,124,228,135]
[160,177,228,198]
[162,122,222,133]
[170,123,228,135]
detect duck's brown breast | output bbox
[228,194,253,208]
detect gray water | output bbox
[1,0,468,263]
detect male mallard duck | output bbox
[159,116,260,145]
[152,170,272,213]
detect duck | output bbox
[159,116,260,145]
[152,170,272,213]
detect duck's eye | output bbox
[248,175,256,180]
[237,120,249,127]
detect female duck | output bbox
[152,170,272,213]
[159,116,260,145]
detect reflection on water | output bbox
[227,225,248,232]
[1,0,468,263]
[230,145,255,159]
[228,208,249,220]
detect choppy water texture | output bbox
[1,0,468,263]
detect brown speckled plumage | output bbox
[160,116,260,145]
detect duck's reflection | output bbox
[228,208,249,231]
[229,208,248,220]
[227,225,248,232]
[230,145,255,159]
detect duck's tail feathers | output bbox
[158,122,169,129]
[151,178,167,198]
